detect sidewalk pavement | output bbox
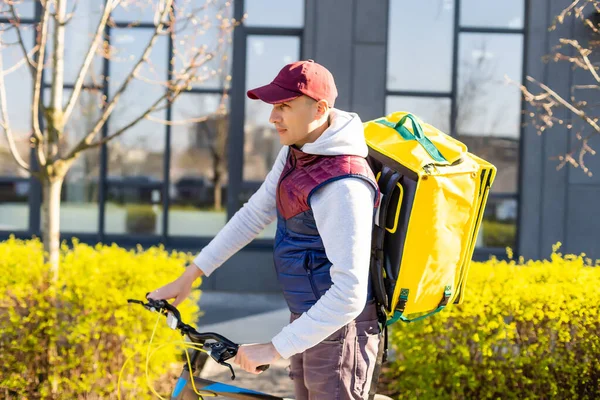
[194,291,393,400]
[196,291,295,399]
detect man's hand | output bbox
[147,263,204,307]
[233,342,281,374]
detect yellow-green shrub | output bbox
[383,245,600,400]
[0,236,201,399]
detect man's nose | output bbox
[269,108,280,124]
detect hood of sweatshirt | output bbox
[300,108,368,157]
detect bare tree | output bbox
[193,110,228,210]
[517,0,600,176]
[0,0,238,276]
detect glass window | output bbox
[169,93,229,236]
[172,0,233,90]
[105,29,169,236]
[457,134,520,194]
[0,0,35,20]
[0,27,33,177]
[456,33,522,195]
[110,0,161,24]
[243,35,298,181]
[460,0,524,29]
[45,0,104,86]
[0,177,29,231]
[60,89,102,233]
[242,35,300,238]
[0,22,33,237]
[107,28,168,180]
[244,0,304,28]
[456,33,523,137]
[387,0,454,92]
[386,96,451,134]
[476,196,517,249]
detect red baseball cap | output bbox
[247,59,338,106]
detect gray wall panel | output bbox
[351,44,386,121]
[354,0,387,44]
[567,26,600,186]
[518,0,549,260]
[565,185,600,260]
[313,0,355,110]
[539,0,573,257]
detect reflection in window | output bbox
[459,134,520,194]
[169,94,229,236]
[476,197,517,249]
[107,28,168,180]
[0,24,32,228]
[386,96,451,134]
[105,29,168,236]
[460,0,524,29]
[242,35,300,238]
[0,177,29,231]
[238,182,278,239]
[0,28,33,174]
[0,24,32,231]
[173,0,233,90]
[456,33,523,137]
[110,0,160,24]
[244,0,304,28]
[44,1,104,86]
[60,90,102,233]
[243,36,298,181]
[387,0,454,92]
[456,33,522,195]
[0,0,35,20]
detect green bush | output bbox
[482,219,516,248]
[0,237,200,399]
[126,205,158,234]
[382,245,600,400]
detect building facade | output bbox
[0,0,598,292]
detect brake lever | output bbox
[203,342,270,380]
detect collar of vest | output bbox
[288,145,322,166]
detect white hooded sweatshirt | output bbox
[193,108,376,359]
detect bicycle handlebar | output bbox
[127,296,269,380]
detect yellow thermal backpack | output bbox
[364,112,496,327]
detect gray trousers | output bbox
[288,301,381,400]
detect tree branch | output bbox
[0,44,30,172]
[526,75,600,134]
[31,1,51,166]
[1,48,35,74]
[146,114,210,125]
[9,4,38,77]
[62,0,115,126]
[65,0,174,159]
[559,39,600,83]
[78,94,168,151]
[72,46,212,153]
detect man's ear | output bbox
[316,99,330,119]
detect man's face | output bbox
[269,96,318,147]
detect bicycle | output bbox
[126,297,393,400]
[127,296,289,399]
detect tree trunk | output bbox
[212,153,222,210]
[41,175,63,398]
[213,175,222,211]
[42,176,63,277]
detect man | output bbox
[149,59,381,399]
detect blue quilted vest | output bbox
[274,146,379,314]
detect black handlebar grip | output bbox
[256,364,270,372]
